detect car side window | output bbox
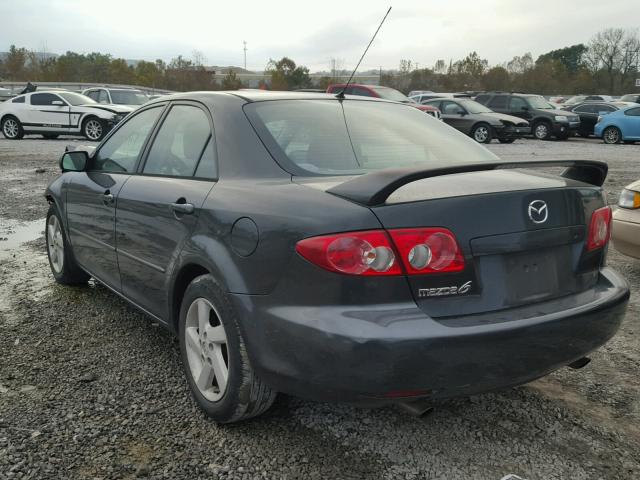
[488,95,508,109]
[599,105,616,112]
[92,106,163,173]
[12,96,25,103]
[194,136,217,179]
[442,101,462,114]
[143,105,211,177]
[624,107,640,116]
[351,87,371,97]
[574,105,594,113]
[30,93,63,106]
[86,90,99,101]
[98,90,110,104]
[475,95,490,105]
[509,97,528,112]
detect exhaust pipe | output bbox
[398,399,435,418]
[568,357,591,369]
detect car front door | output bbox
[574,104,598,135]
[115,102,216,319]
[623,107,640,138]
[440,100,471,132]
[64,105,165,289]
[508,96,532,121]
[25,93,71,132]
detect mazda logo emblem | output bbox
[528,200,548,224]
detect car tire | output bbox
[533,121,552,140]
[178,274,277,423]
[82,117,106,142]
[603,126,621,144]
[46,204,90,285]
[498,138,516,144]
[42,134,59,139]
[471,123,493,143]
[1,115,25,140]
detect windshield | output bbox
[245,99,498,176]
[527,96,554,109]
[109,90,148,105]
[370,86,411,103]
[457,99,492,114]
[58,92,96,106]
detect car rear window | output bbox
[245,99,498,176]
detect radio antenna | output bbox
[336,6,392,99]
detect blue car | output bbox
[594,104,640,144]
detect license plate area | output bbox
[503,249,564,304]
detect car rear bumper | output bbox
[612,212,640,259]
[231,267,628,404]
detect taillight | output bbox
[389,228,465,274]
[296,228,465,276]
[586,206,612,251]
[295,230,401,276]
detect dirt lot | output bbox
[1,135,639,480]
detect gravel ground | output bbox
[1,135,639,480]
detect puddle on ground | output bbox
[0,218,46,261]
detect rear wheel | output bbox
[46,204,90,285]
[179,274,276,423]
[603,126,621,144]
[82,117,105,141]
[1,116,24,140]
[471,123,493,143]
[533,121,552,140]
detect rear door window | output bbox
[509,97,528,112]
[488,95,508,110]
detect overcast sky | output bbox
[1,0,638,72]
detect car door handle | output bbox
[170,202,195,214]
[102,191,114,206]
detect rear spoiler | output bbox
[326,160,607,206]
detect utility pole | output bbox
[243,41,247,70]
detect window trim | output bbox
[136,100,219,181]
[87,103,168,174]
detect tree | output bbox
[506,53,533,74]
[3,45,29,80]
[266,57,311,90]
[483,66,510,91]
[536,44,587,74]
[583,28,637,92]
[221,69,243,90]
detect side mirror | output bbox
[60,151,88,172]
[458,110,466,116]
[52,100,65,106]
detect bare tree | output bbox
[584,28,626,91]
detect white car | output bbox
[81,87,149,109]
[0,91,133,141]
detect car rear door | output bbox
[65,104,165,290]
[115,102,216,319]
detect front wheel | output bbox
[603,126,621,144]
[82,117,106,141]
[533,121,552,140]
[1,116,24,139]
[46,204,90,285]
[179,275,276,423]
[471,123,493,143]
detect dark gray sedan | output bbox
[423,98,531,143]
[45,91,629,423]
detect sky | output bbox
[1,0,638,72]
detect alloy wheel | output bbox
[47,215,64,274]
[3,119,19,138]
[474,126,489,143]
[85,120,103,140]
[604,127,620,144]
[184,298,229,402]
[534,124,549,139]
